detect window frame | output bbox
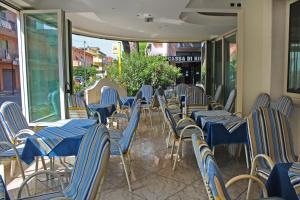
[284,0,300,101]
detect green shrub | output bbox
[107,52,181,96]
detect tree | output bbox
[107,52,181,95]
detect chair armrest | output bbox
[233,112,243,117]
[13,129,35,144]
[179,125,204,140]
[213,105,224,110]
[17,170,65,198]
[176,117,196,128]
[225,174,268,198]
[251,154,275,170]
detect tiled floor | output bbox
[6,111,261,200]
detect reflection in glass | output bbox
[0,7,21,107]
[24,13,61,122]
[224,34,237,102]
[287,1,300,93]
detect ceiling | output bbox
[10,0,241,42]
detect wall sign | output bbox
[167,55,201,63]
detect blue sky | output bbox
[72,34,119,59]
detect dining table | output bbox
[266,162,300,200]
[20,119,97,165]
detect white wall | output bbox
[238,0,300,154]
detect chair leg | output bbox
[41,157,47,170]
[120,154,132,192]
[173,138,182,171]
[244,144,250,169]
[10,160,16,177]
[166,130,171,148]
[162,120,165,135]
[0,163,5,183]
[148,108,153,128]
[170,139,176,160]
[246,160,256,200]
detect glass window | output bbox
[0,6,21,107]
[213,40,223,102]
[287,1,300,93]
[23,12,61,122]
[224,34,237,101]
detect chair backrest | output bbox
[119,104,141,154]
[185,86,207,105]
[272,95,293,118]
[63,124,110,200]
[100,87,119,106]
[0,101,29,139]
[214,84,223,102]
[247,107,296,169]
[251,93,270,111]
[192,134,230,200]
[67,94,89,119]
[164,108,179,139]
[224,89,236,112]
[175,83,189,97]
[0,115,13,151]
[140,85,153,103]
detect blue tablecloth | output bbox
[21,119,96,165]
[191,111,247,148]
[87,104,116,124]
[266,163,298,200]
[120,96,135,107]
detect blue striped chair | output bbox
[140,85,153,104]
[175,83,189,98]
[110,103,141,192]
[0,115,26,182]
[68,94,100,121]
[165,108,204,171]
[212,89,236,112]
[17,124,111,200]
[208,84,223,104]
[246,107,297,198]
[192,134,268,200]
[251,93,270,111]
[100,87,119,107]
[0,102,47,173]
[271,95,293,118]
[157,92,182,143]
[0,102,34,142]
[110,91,142,128]
[184,86,208,116]
[140,85,153,128]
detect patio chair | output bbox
[100,87,119,107]
[271,95,293,118]
[208,84,223,104]
[251,93,270,111]
[17,124,110,199]
[157,92,181,140]
[164,108,204,171]
[67,94,100,121]
[109,91,142,128]
[191,133,268,200]
[0,115,26,182]
[175,83,189,103]
[139,85,153,128]
[183,86,208,117]
[0,101,47,172]
[212,88,236,112]
[110,103,141,192]
[140,85,153,104]
[246,107,297,199]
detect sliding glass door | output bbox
[21,10,66,123]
